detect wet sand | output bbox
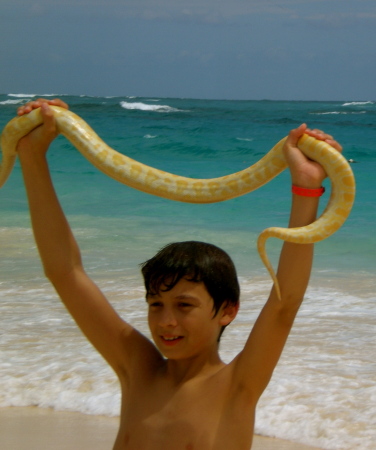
[0,407,322,449]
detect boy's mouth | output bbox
[160,335,183,345]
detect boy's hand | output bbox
[17,98,69,116]
[16,98,69,157]
[283,124,343,189]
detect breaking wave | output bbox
[342,101,374,106]
[120,101,180,113]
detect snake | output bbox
[0,106,356,299]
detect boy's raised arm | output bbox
[231,124,342,401]
[17,100,159,376]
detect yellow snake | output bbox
[0,106,356,299]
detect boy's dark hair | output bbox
[141,241,240,339]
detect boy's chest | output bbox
[117,375,253,450]
[127,379,223,429]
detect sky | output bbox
[1,0,376,101]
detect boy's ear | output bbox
[219,302,239,327]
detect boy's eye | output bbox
[149,301,163,308]
[178,302,193,308]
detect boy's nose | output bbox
[159,308,178,327]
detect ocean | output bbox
[0,94,375,449]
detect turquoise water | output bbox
[0,94,375,449]
[1,95,375,274]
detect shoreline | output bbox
[0,406,322,450]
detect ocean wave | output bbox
[120,101,180,113]
[7,93,60,98]
[311,111,367,115]
[0,99,25,105]
[8,93,37,98]
[1,275,374,449]
[342,101,374,106]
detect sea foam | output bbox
[8,93,37,98]
[342,101,374,106]
[120,101,180,112]
[0,99,25,105]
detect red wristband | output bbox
[292,185,325,197]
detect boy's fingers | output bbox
[48,98,69,109]
[35,98,69,110]
[17,98,69,116]
[305,128,342,153]
[285,124,306,148]
[309,128,334,139]
[17,102,40,115]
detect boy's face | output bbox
[147,278,225,359]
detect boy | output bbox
[16,98,342,449]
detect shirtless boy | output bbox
[16,98,342,449]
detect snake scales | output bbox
[0,106,355,299]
